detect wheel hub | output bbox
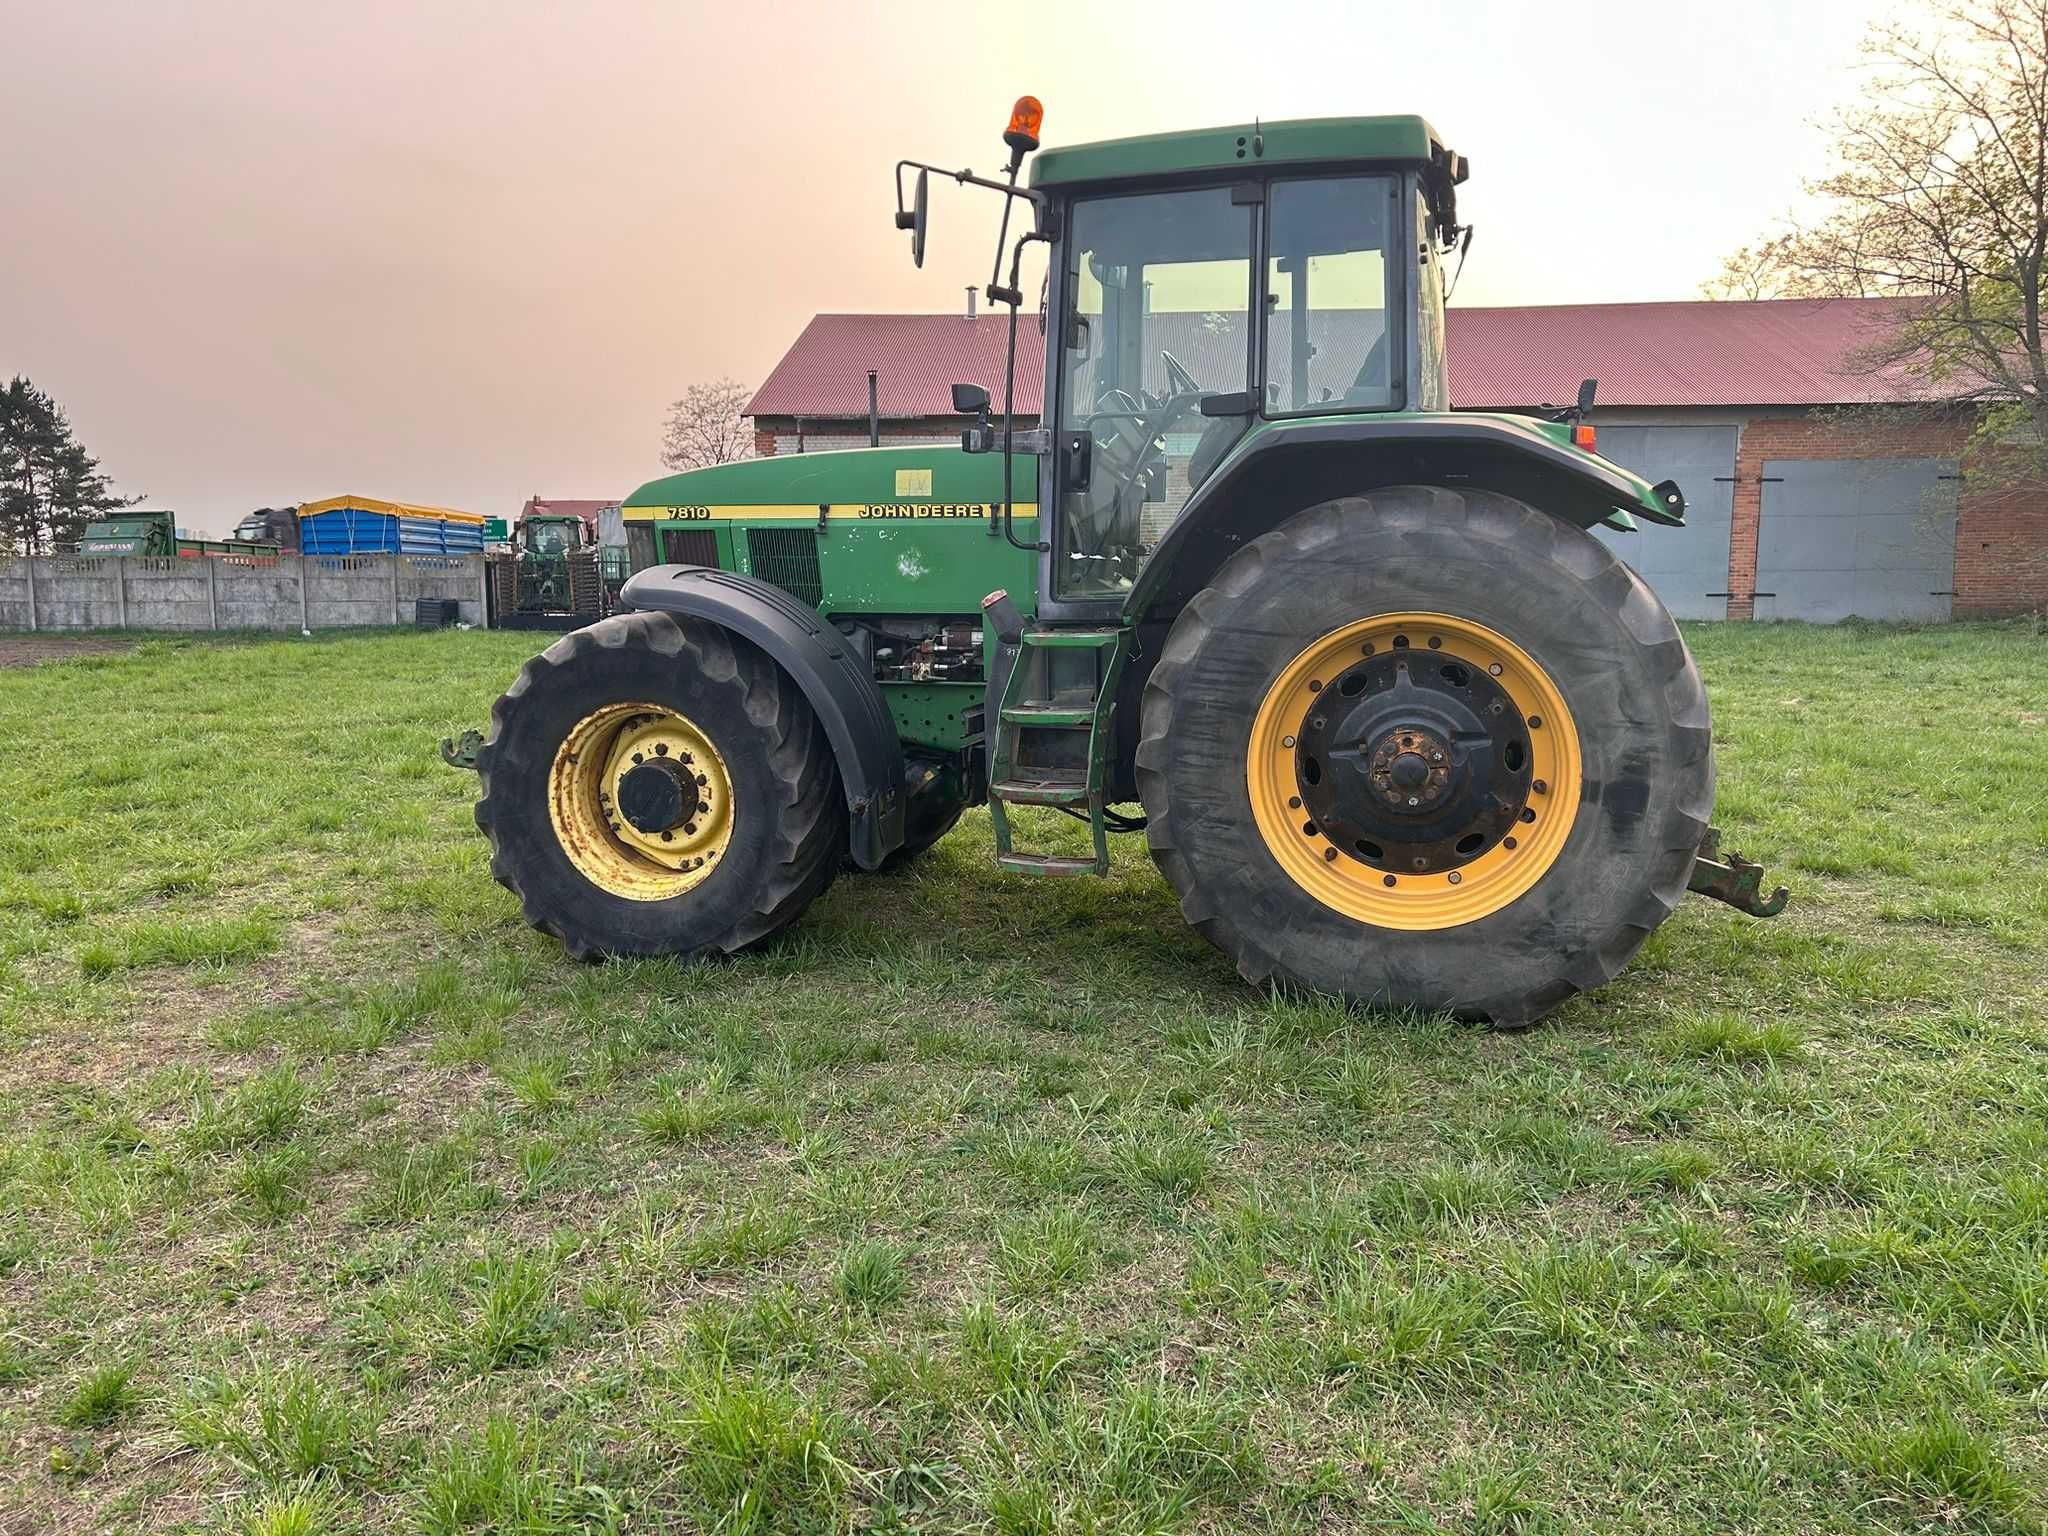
[616,757,701,835]
[1370,727,1451,807]
[1293,647,1535,876]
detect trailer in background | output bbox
[78,509,280,560]
[297,496,487,556]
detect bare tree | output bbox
[660,378,755,471]
[1708,0,2048,472]
[1700,235,1871,300]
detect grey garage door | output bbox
[1756,458,1958,622]
[1590,425,1737,620]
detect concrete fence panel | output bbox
[37,557,128,629]
[305,555,402,629]
[0,558,36,629]
[0,553,486,633]
[397,555,486,626]
[124,558,215,630]
[216,556,306,631]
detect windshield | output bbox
[529,522,573,558]
[1055,185,1253,598]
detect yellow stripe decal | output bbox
[622,503,1035,523]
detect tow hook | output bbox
[440,729,484,771]
[1687,827,1789,917]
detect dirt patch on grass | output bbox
[0,635,137,669]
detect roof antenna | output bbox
[1252,117,1264,158]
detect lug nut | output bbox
[1532,779,1547,794]
[1448,871,1462,884]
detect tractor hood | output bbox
[621,444,1038,519]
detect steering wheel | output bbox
[1071,355,1211,568]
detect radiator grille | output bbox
[745,528,824,608]
[655,526,717,568]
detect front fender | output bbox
[618,565,905,869]
[1125,413,1687,624]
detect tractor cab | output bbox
[1025,121,1464,602]
[523,514,587,559]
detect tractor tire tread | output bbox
[474,610,842,960]
[1137,485,1712,1028]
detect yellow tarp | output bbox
[297,495,487,525]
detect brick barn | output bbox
[744,300,2046,622]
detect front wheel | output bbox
[1136,486,1713,1026]
[475,611,844,958]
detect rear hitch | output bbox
[440,729,484,771]
[1687,827,1789,917]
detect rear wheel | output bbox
[1136,486,1712,1026]
[475,611,843,958]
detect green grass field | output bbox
[2,621,2045,1535]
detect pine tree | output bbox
[0,377,136,555]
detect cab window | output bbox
[1263,176,1398,414]
[1054,186,1254,598]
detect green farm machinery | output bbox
[79,508,280,560]
[451,99,1784,1025]
[488,509,628,631]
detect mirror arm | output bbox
[893,159,1048,223]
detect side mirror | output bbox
[892,168,930,268]
[953,382,993,453]
[1576,377,1598,418]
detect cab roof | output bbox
[1029,115,1446,189]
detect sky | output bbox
[1,0,1903,532]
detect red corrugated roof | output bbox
[745,297,1933,418]
[748,314,1044,419]
[1446,297,1927,409]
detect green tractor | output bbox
[453,100,1784,1025]
[490,509,622,630]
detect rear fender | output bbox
[1124,414,1686,624]
[618,566,905,869]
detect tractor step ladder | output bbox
[987,625,1130,876]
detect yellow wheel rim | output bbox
[547,702,734,902]
[1245,612,1580,930]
